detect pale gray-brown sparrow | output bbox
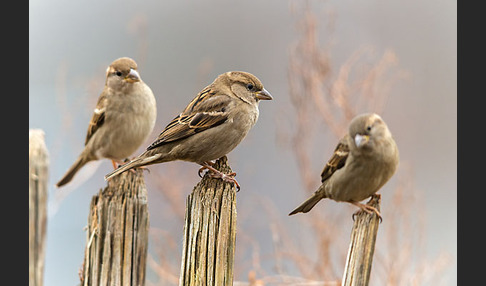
[104,71,272,189]
[56,57,157,187]
[289,113,399,218]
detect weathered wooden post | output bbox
[81,169,149,286]
[179,156,238,286]
[342,194,381,286]
[29,129,49,286]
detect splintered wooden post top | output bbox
[342,194,381,286]
[82,169,149,286]
[104,168,148,199]
[197,156,234,189]
[29,129,49,286]
[179,156,238,286]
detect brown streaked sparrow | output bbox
[56,57,157,187]
[104,71,272,190]
[289,113,399,219]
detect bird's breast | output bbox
[166,103,259,164]
[95,86,156,160]
[325,157,395,202]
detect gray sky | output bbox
[30,0,456,285]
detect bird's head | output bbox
[349,113,390,149]
[105,57,141,88]
[218,71,273,105]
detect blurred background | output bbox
[29,0,456,285]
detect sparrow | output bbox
[104,71,273,189]
[288,113,399,219]
[56,57,157,187]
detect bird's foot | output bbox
[198,162,240,191]
[209,171,240,191]
[351,201,382,222]
[111,159,136,173]
[111,160,121,169]
[131,165,150,174]
[198,161,215,178]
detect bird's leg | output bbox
[350,201,382,222]
[111,159,131,170]
[198,161,240,191]
[198,161,215,178]
[111,158,138,174]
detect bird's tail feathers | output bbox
[104,154,161,181]
[56,155,91,188]
[288,189,326,216]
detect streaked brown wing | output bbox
[320,135,350,183]
[85,95,107,145]
[146,91,231,150]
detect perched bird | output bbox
[289,113,399,218]
[104,71,273,189]
[56,57,157,187]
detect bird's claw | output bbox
[351,202,382,223]
[220,172,240,192]
[208,170,240,191]
[198,163,240,191]
[198,166,206,178]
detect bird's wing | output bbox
[146,89,231,150]
[320,135,350,183]
[85,94,107,145]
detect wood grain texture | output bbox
[179,156,237,286]
[342,194,381,286]
[82,169,149,286]
[29,129,49,286]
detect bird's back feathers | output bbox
[147,93,231,150]
[104,71,272,181]
[320,136,350,183]
[85,95,107,145]
[288,136,350,215]
[288,113,399,216]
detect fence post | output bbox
[341,194,381,286]
[29,129,49,286]
[81,169,149,286]
[179,156,237,286]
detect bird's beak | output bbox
[124,68,141,83]
[255,88,273,100]
[354,134,370,147]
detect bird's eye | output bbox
[246,83,254,91]
[115,71,123,77]
[366,126,372,132]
